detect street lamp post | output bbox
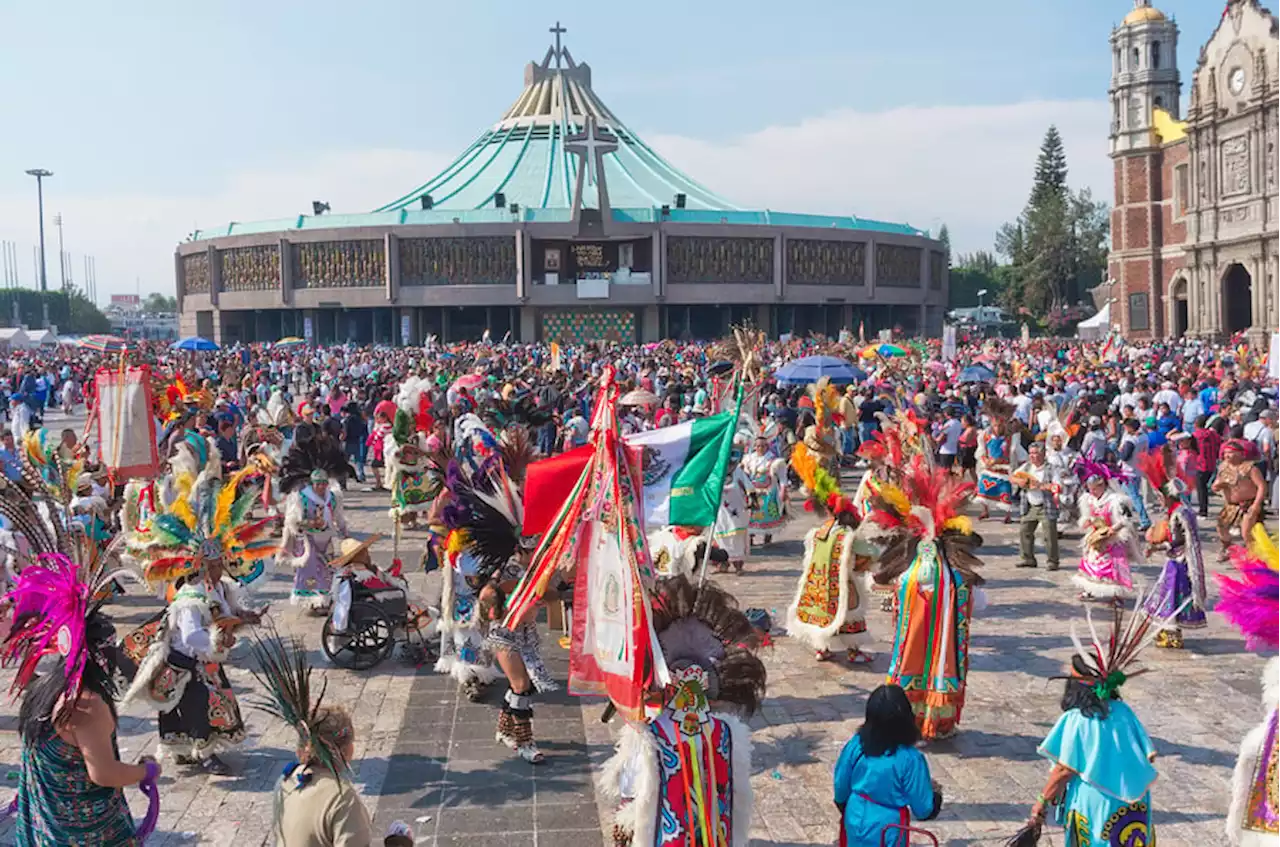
[977,288,988,309]
[25,169,52,329]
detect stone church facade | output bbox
[1107,0,1278,344]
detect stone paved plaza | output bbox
[0,423,1264,845]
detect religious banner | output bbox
[942,325,957,362]
[93,365,159,479]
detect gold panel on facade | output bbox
[219,246,280,292]
[875,244,922,288]
[399,237,516,286]
[785,239,865,285]
[183,253,211,295]
[666,236,773,285]
[292,241,385,289]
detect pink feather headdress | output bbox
[1215,526,1279,652]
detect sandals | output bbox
[847,649,874,665]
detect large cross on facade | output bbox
[565,116,617,189]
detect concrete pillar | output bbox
[441,308,452,344]
[519,307,536,342]
[865,241,876,300]
[755,304,769,333]
[207,245,221,307]
[641,305,660,343]
[278,239,292,307]
[175,252,186,312]
[516,230,529,300]
[918,245,929,291]
[386,234,400,305]
[774,234,785,299]
[651,232,663,298]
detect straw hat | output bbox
[329,534,383,568]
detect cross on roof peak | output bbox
[550,21,567,68]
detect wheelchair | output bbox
[321,570,437,670]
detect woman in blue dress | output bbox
[833,684,941,847]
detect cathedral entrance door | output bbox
[1223,264,1253,335]
[1169,278,1188,338]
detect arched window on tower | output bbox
[1151,41,1161,69]
[1132,47,1141,70]
[1154,95,1164,110]
[1114,48,1122,74]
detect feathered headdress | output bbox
[1073,458,1134,486]
[393,376,434,434]
[498,426,535,485]
[127,471,277,585]
[441,462,525,582]
[1215,525,1279,652]
[983,395,1016,427]
[248,625,351,778]
[863,454,984,586]
[789,441,844,513]
[1135,449,1189,501]
[1064,585,1186,699]
[648,574,767,715]
[23,429,82,508]
[808,377,841,433]
[279,422,355,494]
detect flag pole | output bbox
[697,378,745,588]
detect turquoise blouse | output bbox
[833,734,936,847]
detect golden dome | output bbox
[1123,5,1167,25]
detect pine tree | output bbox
[1030,125,1068,205]
[937,224,952,264]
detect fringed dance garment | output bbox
[15,732,137,846]
[1143,505,1207,648]
[743,452,787,533]
[787,520,871,654]
[435,552,499,690]
[121,582,248,762]
[886,540,975,740]
[281,484,346,608]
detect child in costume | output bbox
[860,455,985,740]
[1138,451,1207,648]
[1072,467,1142,601]
[1011,593,1175,847]
[599,575,767,847]
[1216,526,1279,846]
[787,441,873,664]
[743,433,788,545]
[279,423,353,611]
[976,399,1024,523]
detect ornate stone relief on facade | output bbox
[875,244,923,288]
[292,241,384,289]
[666,236,773,284]
[399,237,516,286]
[220,246,280,292]
[1221,204,1252,224]
[1221,135,1252,196]
[785,239,865,285]
[182,253,211,295]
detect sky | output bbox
[0,0,1237,301]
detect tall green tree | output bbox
[143,292,178,312]
[995,125,1109,318]
[937,224,951,265]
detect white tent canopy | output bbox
[1076,304,1110,341]
[27,329,58,346]
[0,328,32,349]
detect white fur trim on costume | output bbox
[120,627,178,712]
[1226,656,1280,846]
[1070,573,1138,599]
[599,722,659,847]
[723,713,755,847]
[786,526,854,650]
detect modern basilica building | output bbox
[177,29,947,345]
[1105,0,1277,344]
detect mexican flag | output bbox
[627,412,739,529]
[522,410,740,536]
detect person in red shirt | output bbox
[1192,414,1222,517]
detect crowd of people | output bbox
[0,328,1273,846]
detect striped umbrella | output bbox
[78,334,132,353]
[274,337,306,349]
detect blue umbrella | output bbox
[774,355,865,385]
[172,336,219,352]
[959,364,997,384]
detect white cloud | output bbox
[0,100,1111,299]
[647,99,1112,256]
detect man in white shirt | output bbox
[937,409,963,470]
[1153,381,1181,415]
[1012,388,1034,427]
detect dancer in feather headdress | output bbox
[787,441,875,664]
[1217,526,1280,846]
[1137,450,1206,648]
[279,422,352,611]
[249,628,375,845]
[863,455,985,740]
[1009,591,1176,847]
[0,479,161,845]
[120,475,275,774]
[599,574,767,847]
[457,461,558,762]
[385,377,436,528]
[975,396,1024,523]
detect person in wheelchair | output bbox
[328,535,406,635]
